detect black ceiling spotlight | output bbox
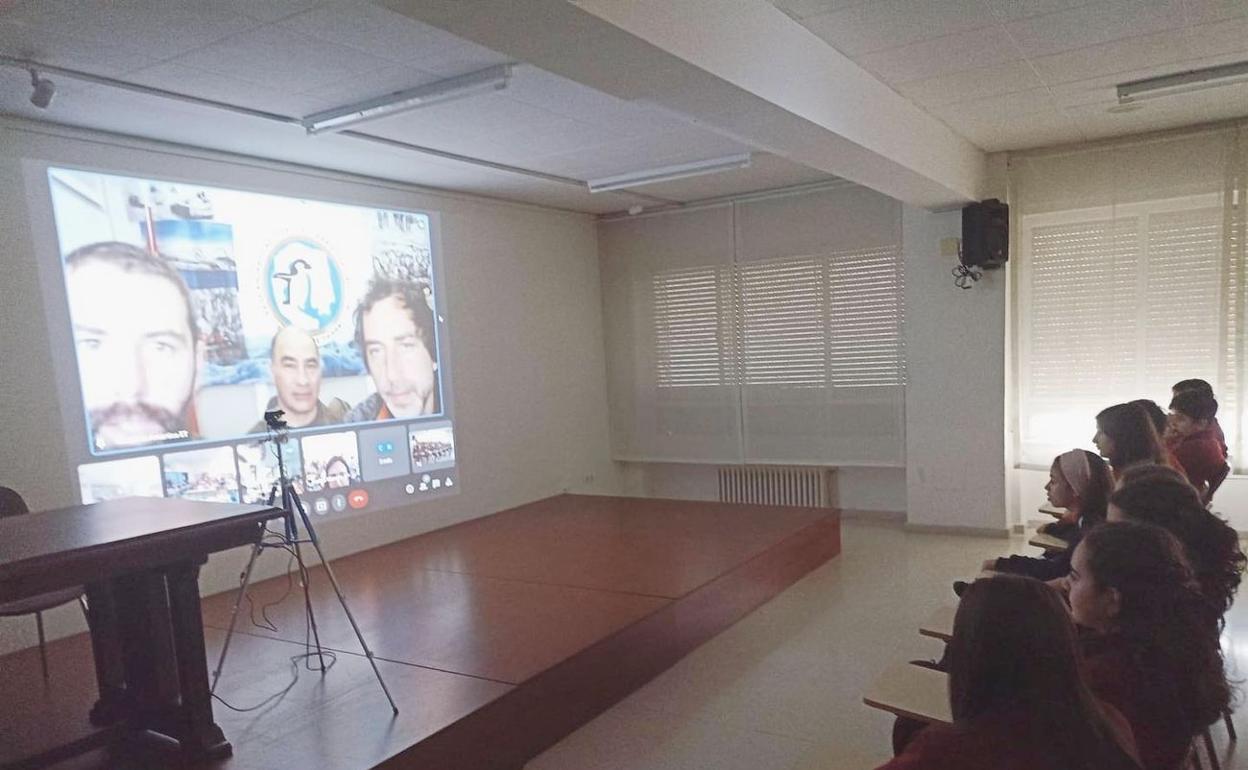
[29,68,55,109]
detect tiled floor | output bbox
[526,520,1248,770]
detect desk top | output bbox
[863,663,952,724]
[0,497,281,598]
[919,605,957,641]
[1028,532,1071,552]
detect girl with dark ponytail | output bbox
[878,575,1140,770]
[1071,522,1232,770]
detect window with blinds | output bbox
[653,246,905,390]
[1017,193,1244,468]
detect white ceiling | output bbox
[0,0,1246,212]
[772,0,1248,151]
[0,0,825,213]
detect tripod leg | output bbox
[290,539,328,672]
[304,535,399,715]
[210,540,263,694]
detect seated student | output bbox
[1069,522,1232,770]
[1171,379,1228,456]
[878,575,1139,770]
[1166,389,1228,502]
[1107,473,1245,617]
[988,449,1112,581]
[1094,402,1182,480]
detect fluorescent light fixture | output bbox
[587,153,752,193]
[1117,60,1248,104]
[303,64,512,135]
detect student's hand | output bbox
[1038,523,1051,534]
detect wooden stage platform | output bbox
[0,494,840,770]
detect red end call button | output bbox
[347,489,369,509]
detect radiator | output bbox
[717,466,834,508]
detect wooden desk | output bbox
[919,605,956,642]
[863,663,951,724]
[0,497,282,769]
[1038,503,1067,518]
[1028,532,1070,552]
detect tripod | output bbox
[209,418,398,714]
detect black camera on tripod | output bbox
[264,409,288,431]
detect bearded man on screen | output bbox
[65,241,201,451]
[345,277,439,422]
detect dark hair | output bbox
[1114,463,1189,490]
[1128,399,1168,436]
[1170,390,1218,423]
[1096,402,1166,470]
[352,277,435,371]
[948,576,1138,769]
[325,455,350,475]
[1053,450,1114,528]
[1081,523,1231,736]
[65,241,198,343]
[1109,479,1246,617]
[1173,379,1214,397]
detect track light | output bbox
[586,153,752,193]
[1117,60,1248,104]
[29,69,55,109]
[302,64,513,135]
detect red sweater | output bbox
[874,706,1137,770]
[1081,634,1197,770]
[1167,426,1228,492]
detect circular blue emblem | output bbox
[264,238,343,333]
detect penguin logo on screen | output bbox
[264,239,344,333]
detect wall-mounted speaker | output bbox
[961,198,1009,269]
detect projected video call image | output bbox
[409,424,455,470]
[302,431,362,492]
[162,446,241,503]
[45,166,458,512]
[235,438,304,505]
[78,456,163,505]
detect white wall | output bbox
[902,206,1008,533]
[0,119,620,654]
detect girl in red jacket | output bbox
[1069,522,1232,770]
[878,575,1140,770]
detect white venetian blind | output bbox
[1012,125,1247,471]
[602,183,906,466]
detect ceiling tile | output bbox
[1028,28,1189,85]
[281,0,511,75]
[1068,82,1248,139]
[940,106,1084,151]
[1047,49,1248,107]
[505,68,691,137]
[207,0,320,23]
[893,59,1045,107]
[800,0,996,57]
[926,86,1061,122]
[986,0,1096,22]
[1183,16,1248,57]
[535,130,751,180]
[0,19,159,76]
[296,64,442,114]
[1178,0,1248,26]
[621,153,834,203]
[125,61,325,117]
[169,25,395,94]
[0,0,260,61]
[769,0,871,20]
[856,24,1022,84]
[1004,0,1186,58]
